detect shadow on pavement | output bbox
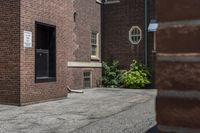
[145,125,158,133]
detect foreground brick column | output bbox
[0,0,20,105]
[155,0,200,132]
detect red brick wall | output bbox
[73,0,101,62]
[19,0,102,104]
[0,0,100,105]
[102,0,146,68]
[0,0,20,105]
[68,0,102,89]
[155,0,200,132]
[20,0,75,104]
[69,68,102,89]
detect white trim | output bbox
[91,32,100,59]
[96,0,120,5]
[104,0,120,4]
[68,62,102,68]
[91,56,100,61]
[129,26,142,45]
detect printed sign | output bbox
[24,31,32,48]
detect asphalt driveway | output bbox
[0,88,157,133]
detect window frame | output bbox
[35,21,57,83]
[83,71,92,88]
[129,26,142,45]
[91,32,100,60]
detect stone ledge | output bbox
[68,61,102,68]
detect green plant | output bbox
[102,61,123,88]
[121,60,151,89]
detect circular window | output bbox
[129,26,142,45]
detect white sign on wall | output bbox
[24,31,32,48]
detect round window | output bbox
[129,26,142,45]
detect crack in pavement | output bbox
[69,97,154,133]
[0,88,156,133]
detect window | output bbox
[129,26,142,45]
[35,22,56,82]
[91,32,99,59]
[83,71,92,88]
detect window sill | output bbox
[91,56,100,61]
[35,77,56,83]
[104,0,120,4]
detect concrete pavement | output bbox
[0,88,157,133]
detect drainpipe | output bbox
[144,0,148,66]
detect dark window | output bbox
[83,71,92,88]
[35,22,56,82]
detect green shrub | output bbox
[102,61,123,88]
[121,60,151,89]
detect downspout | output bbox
[144,0,148,66]
[101,0,105,61]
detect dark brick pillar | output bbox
[0,0,20,105]
[155,0,200,132]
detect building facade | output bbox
[102,0,155,69]
[0,0,102,105]
[0,0,154,105]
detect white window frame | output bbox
[83,71,92,88]
[91,32,100,60]
[96,0,120,4]
[129,26,142,45]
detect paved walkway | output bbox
[0,88,157,133]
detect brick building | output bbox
[0,0,102,105]
[155,0,200,132]
[102,0,155,69]
[0,0,154,105]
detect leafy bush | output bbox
[102,61,123,88]
[121,60,151,89]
